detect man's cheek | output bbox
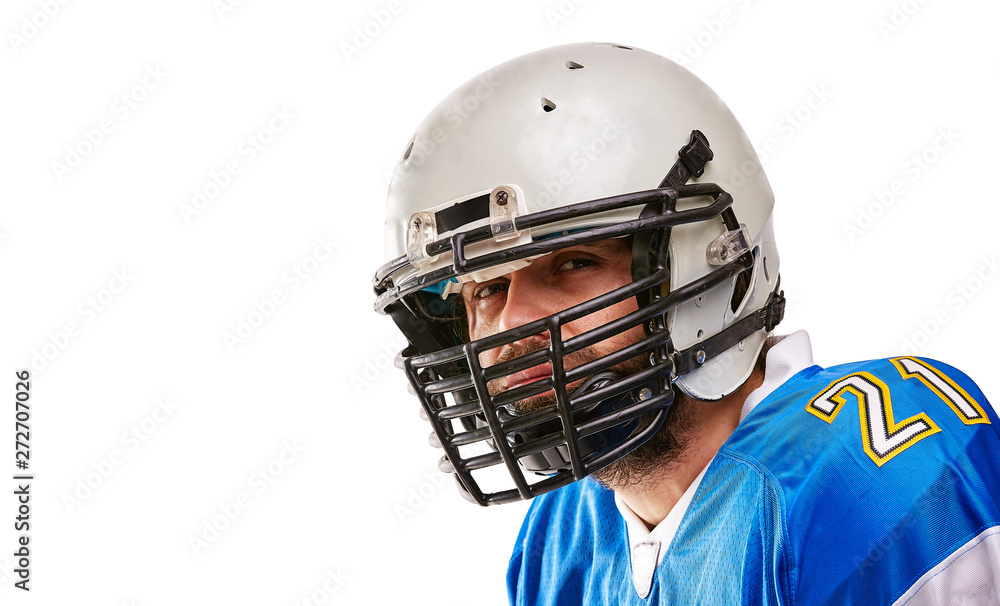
[467,313,492,342]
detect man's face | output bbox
[461,238,647,409]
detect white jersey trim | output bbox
[892,526,1000,606]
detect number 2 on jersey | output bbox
[806,357,990,466]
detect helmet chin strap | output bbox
[495,371,671,476]
[672,283,786,377]
[637,130,786,388]
[660,130,713,188]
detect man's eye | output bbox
[556,257,596,272]
[474,282,508,299]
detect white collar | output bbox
[614,330,814,597]
[741,330,814,421]
[613,464,709,598]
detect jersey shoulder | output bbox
[729,355,999,471]
[721,356,1000,604]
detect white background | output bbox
[1,0,998,604]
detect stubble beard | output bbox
[590,387,697,491]
[486,340,697,493]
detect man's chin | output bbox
[591,390,695,491]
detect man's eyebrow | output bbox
[459,239,629,294]
[575,238,630,254]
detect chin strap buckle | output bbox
[660,130,714,188]
[763,290,785,332]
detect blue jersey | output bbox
[507,356,1000,605]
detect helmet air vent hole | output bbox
[402,139,414,161]
[697,329,704,339]
[763,256,770,282]
[612,44,633,50]
[730,269,751,313]
[566,60,584,69]
[541,97,557,112]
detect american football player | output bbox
[373,42,1000,604]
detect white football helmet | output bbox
[373,42,783,505]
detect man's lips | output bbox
[503,364,553,391]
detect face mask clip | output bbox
[490,185,526,243]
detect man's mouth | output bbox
[503,364,553,391]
